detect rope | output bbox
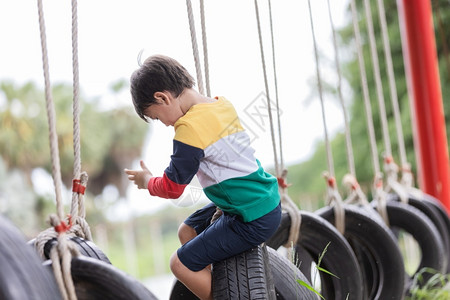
[326,0,369,206]
[308,0,345,233]
[326,0,355,178]
[254,0,300,250]
[185,0,205,96]
[375,0,412,202]
[37,0,64,221]
[69,0,92,241]
[363,0,393,160]
[36,2,78,297]
[350,0,380,175]
[350,0,389,225]
[376,0,408,170]
[267,0,285,172]
[307,0,334,178]
[396,0,419,190]
[199,0,210,97]
[254,0,280,177]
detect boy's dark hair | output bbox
[130,55,195,122]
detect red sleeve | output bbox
[148,173,187,199]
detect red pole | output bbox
[398,0,450,213]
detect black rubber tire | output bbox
[0,215,62,300]
[421,193,450,274]
[212,244,276,300]
[44,255,158,300]
[266,247,318,300]
[43,236,111,264]
[169,279,199,300]
[170,244,318,300]
[388,193,450,272]
[371,200,447,286]
[316,204,405,300]
[266,210,364,300]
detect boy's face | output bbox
[143,94,184,127]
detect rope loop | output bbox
[52,215,73,234]
[400,163,414,188]
[50,234,80,300]
[277,169,291,190]
[343,174,369,206]
[374,173,390,226]
[280,193,301,251]
[323,172,345,234]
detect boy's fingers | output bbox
[124,169,136,175]
[140,160,147,170]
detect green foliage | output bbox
[406,268,450,300]
[0,80,148,196]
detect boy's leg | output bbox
[178,222,197,245]
[178,202,217,245]
[170,252,212,300]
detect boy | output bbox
[124,55,281,300]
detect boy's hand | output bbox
[124,160,153,189]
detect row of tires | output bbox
[269,192,450,299]
[0,191,449,299]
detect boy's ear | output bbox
[153,91,167,104]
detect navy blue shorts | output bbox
[177,202,281,272]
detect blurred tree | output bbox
[0,80,148,197]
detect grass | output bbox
[406,268,450,300]
[296,242,348,300]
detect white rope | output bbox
[69,0,92,241]
[281,193,301,248]
[396,0,418,189]
[254,0,300,251]
[375,0,412,201]
[376,0,408,169]
[307,0,334,178]
[308,0,345,233]
[185,0,205,96]
[254,0,280,177]
[350,0,380,175]
[363,0,392,159]
[366,0,408,204]
[267,0,285,172]
[199,0,210,97]
[327,0,369,206]
[350,0,389,225]
[36,1,89,298]
[37,0,64,221]
[326,0,355,178]
[72,0,81,181]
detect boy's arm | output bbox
[125,140,204,199]
[149,140,204,199]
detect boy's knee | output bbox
[170,251,185,277]
[178,222,196,245]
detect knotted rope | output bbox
[35,1,91,298]
[308,0,346,233]
[255,0,301,251]
[36,1,79,298]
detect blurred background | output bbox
[0,0,449,298]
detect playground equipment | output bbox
[0,0,449,299]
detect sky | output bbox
[0,0,350,217]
